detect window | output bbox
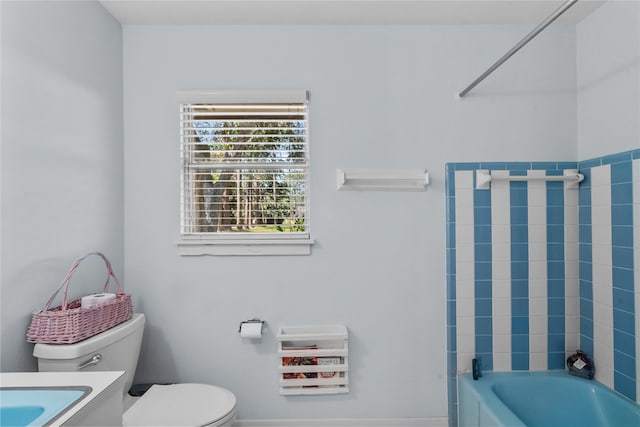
[178,91,312,255]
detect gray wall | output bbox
[576,0,640,159]
[123,24,576,420]
[0,1,124,371]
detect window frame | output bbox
[177,90,313,256]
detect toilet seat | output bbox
[123,383,237,427]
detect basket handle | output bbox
[42,252,124,312]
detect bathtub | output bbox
[1,387,90,427]
[458,370,640,427]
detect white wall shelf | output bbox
[277,325,349,395]
[336,168,429,191]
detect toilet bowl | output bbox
[124,383,236,426]
[33,313,237,427]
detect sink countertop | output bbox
[1,371,125,426]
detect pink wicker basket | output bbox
[27,252,132,344]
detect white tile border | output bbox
[564,176,579,357]
[492,172,512,372]
[527,170,548,370]
[455,171,475,375]
[590,164,614,389]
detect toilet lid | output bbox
[123,383,236,427]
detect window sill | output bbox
[177,236,314,256]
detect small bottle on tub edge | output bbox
[567,349,595,380]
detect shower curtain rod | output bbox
[458,0,578,98]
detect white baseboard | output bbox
[234,418,448,427]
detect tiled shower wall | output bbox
[445,149,640,426]
[578,150,640,400]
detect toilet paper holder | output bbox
[238,318,266,333]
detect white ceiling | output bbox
[99,0,606,26]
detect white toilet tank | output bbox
[33,313,145,397]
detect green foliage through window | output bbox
[180,102,309,234]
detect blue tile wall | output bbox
[446,149,639,426]
[578,149,638,401]
[445,164,458,426]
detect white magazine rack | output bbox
[277,325,349,395]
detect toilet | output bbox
[33,313,237,426]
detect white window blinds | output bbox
[179,91,309,240]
